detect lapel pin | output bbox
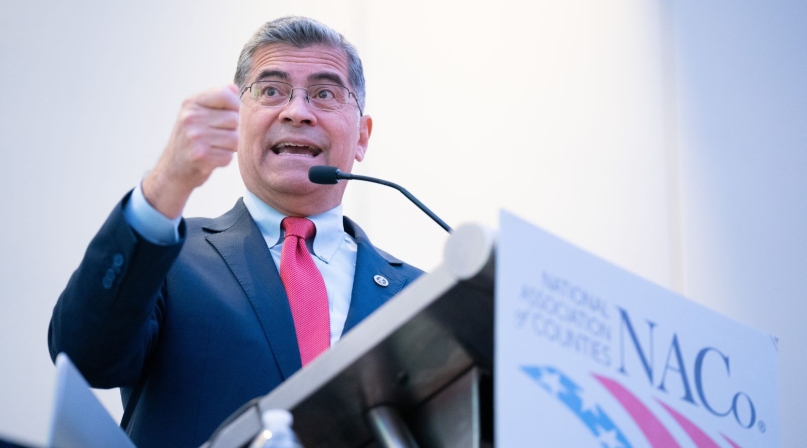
[373,275,389,287]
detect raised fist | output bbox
[142,85,241,219]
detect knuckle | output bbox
[215,111,238,129]
[185,128,202,142]
[227,111,240,126]
[188,146,209,163]
[179,110,197,127]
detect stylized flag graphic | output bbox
[521,365,745,448]
[521,365,632,448]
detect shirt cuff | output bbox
[123,182,181,245]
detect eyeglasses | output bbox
[241,81,363,116]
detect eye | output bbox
[311,87,337,100]
[261,86,282,97]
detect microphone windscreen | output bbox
[308,166,340,184]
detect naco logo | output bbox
[617,307,758,430]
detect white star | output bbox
[596,428,624,448]
[577,388,598,414]
[540,370,564,395]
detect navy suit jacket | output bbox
[48,194,423,448]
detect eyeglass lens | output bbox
[250,81,349,111]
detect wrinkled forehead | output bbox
[248,43,351,87]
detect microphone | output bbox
[308,166,452,233]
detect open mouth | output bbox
[271,142,323,157]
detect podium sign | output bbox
[496,211,780,447]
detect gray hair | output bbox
[234,16,366,111]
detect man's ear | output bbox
[355,115,372,162]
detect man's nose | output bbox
[279,88,317,125]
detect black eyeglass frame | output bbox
[240,81,364,116]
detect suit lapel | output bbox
[202,206,405,370]
[342,217,408,333]
[203,200,302,379]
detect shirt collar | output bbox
[242,190,345,263]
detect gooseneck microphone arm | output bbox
[308,166,452,233]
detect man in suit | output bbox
[48,16,422,448]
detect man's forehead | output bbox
[249,43,350,84]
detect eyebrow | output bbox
[253,69,348,88]
[307,71,346,87]
[254,70,290,82]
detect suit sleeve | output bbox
[48,192,185,388]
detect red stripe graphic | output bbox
[656,399,721,448]
[722,434,743,448]
[594,374,680,448]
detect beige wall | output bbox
[1,0,803,446]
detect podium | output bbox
[203,211,780,447]
[203,224,497,448]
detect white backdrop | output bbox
[0,0,804,446]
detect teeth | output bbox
[272,142,321,156]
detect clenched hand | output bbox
[142,85,241,219]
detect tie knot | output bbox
[281,217,316,240]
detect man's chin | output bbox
[263,172,322,195]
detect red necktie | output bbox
[279,217,330,366]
